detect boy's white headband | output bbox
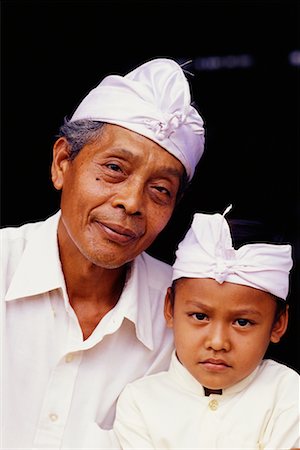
[70,58,205,180]
[172,206,293,300]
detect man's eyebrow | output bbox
[108,148,183,178]
[105,147,135,158]
[154,167,183,179]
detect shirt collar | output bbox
[169,350,260,397]
[5,211,65,302]
[111,254,154,351]
[5,211,154,351]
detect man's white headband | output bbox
[70,58,205,180]
[172,206,293,300]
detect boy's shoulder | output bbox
[260,358,299,377]
[256,359,300,393]
[120,368,172,402]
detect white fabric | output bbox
[113,350,300,449]
[172,210,293,300]
[70,58,205,180]
[1,211,174,449]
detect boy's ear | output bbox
[270,305,289,343]
[51,137,71,191]
[164,287,174,328]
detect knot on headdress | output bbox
[145,112,186,140]
[214,204,236,283]
[214,258,235,283]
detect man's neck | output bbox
[67,264,128,340]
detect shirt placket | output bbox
[200,395,223,448]
[32,303,84,449]
[32,349,83,449]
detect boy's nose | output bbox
[205,323,231,352]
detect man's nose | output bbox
[111,180,144,216]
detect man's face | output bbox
[164,278,288,390]
[52,124,184,268]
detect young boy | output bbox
[112,207,300,449]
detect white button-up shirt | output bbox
[114,351,300,449]
[1,212,174,449]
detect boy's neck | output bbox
[204,387,223,396]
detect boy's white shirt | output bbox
[1,211,174,449]
[113,350,300,449]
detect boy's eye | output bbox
[192,313,207,321]
[235,318,251,327]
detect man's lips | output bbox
[95,221,142,244]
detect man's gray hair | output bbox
[57,119,106,160]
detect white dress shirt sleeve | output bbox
[83,423,122,449]
[113,384,155,449]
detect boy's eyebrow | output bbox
[185,301,263,317]
[185,300,213,311]
[232,308,263,317]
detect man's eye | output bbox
[153,186,171,196]
[192,313,207,321]
[106,163,122,172]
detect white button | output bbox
[65,353,74,363]
[208,399,219,411]
[49,413,58,422]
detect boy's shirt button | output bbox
[208,399,219,411]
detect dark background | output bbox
[1,0,299,372]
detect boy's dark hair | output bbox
[227,218,289,249]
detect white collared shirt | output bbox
[1,211,174,449]
[114,350,300,449]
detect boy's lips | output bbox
[201,358,231,371]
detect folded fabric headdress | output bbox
[70,58,205,180]
[172,206,293,300]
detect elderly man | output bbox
[2,58,205,449]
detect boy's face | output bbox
[164,278,288,390]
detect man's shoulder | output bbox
[1,218,44,240]
[1,212,59,241]
[1,212,60,264]
[140,252,172,287]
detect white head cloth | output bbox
[70,58,205,180]
[172,206,293,300]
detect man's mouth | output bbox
[95,221,141,244]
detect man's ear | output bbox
[164,287,174,328]
[270,305,289,344]
[51,137,71,191]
